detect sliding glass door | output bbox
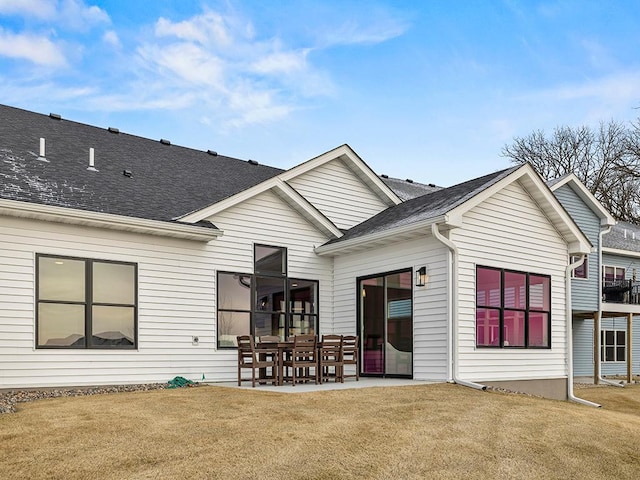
[359,270,413,377]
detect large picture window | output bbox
[476,266,551,348]
[36,254,137,349]
[216,245,318,348]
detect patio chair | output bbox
[342,335,360,381]
[237,335,279,387]
[283,334,318,385]
[319,334,344,383]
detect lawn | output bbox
[1,383,639,479]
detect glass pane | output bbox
[616,331,626,345]
[529,275,550,311]
[38,303,85,346]
[361,276,384,374]
[504,310,525,347]
[254,312,283,339]
[38,257,85,302]
[386,271,412,376]
[504,272,526,309]
[92,306,135,346]
[615,268,626,281]
[255,245,285,276]
[93,262,135,305]
[218,273,251,310]
[605,346,615,362]
[289,314,317,337]
[289,279,317,314]
[605,330,615,346]
[616,346,626,362]
[573,259,587,278]
[476,267,501,307]
[255,277,286,312]
[217,311,250,347]
[476,308,500,346]
[603,266,614,282]
[528,312,549,347]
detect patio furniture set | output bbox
[237,334,360,387]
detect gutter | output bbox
[430,223,486,391]
[567,254,601,407]
[595,225,624,388]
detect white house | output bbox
[0,104,591,399]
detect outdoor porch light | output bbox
[415,266,428,287]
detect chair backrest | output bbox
[321,334,343,348]
[237,335,256,365]
[292,334,317,360]
[343,335,358,352]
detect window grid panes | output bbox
[36,255,137,349]
[476,266,551,349]
[601,329,626,362]
[216,245,319,348]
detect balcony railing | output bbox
[602,280,640,304]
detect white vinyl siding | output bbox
[287,158,389,230]
[333,237,449,381]
[0,188,333,388]
[553,184,600,311]
[452,180,569,382]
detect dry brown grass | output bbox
[1,383,640,479]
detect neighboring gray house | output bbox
[0,104,592,400]
[549,174,640,383]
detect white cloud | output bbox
[102,30,120,48]
[0,28,66,66]
[0,0,56,18]
[154,11,233,46]
[0,0,109,29]
[251,49,309,75]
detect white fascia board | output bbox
[315,215,449,256]
[278,144,402,207]
[0,199,222,242]
[549,173,616,227]
[602,247,640,259]
[446,164,592,254]
[272,181,343,238]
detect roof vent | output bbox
[428,183,436,187]
[207,150,218,156]
[108,127,119,134]
[160,138,171,145]
[49,113,61,120]
[87,148,98,172]
[247,159,259,165]
[405,179,414,183]
[380,174,389,179]
[37,137,49,162]
[123,169,133,178]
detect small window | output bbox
[601,329,626,362]
[37,255,137,349]
[570,256,587,279]
[255,245,286,276]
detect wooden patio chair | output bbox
[237,335,278,387]
[319,334,344,383]
[283,334,318,385]
[342,335,360,381]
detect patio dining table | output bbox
[257,338,327,386]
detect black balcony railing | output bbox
[602,280,640,304]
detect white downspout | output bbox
[431,223,486,391]
[595,225,623,387]
[567,254,601,407]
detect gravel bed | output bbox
[0,383,177,414]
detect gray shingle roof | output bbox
[326,165,520,245]
[603,221,640,253]
[380,176,442,200]
[0,104,284,222]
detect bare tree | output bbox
[502,120,640,223]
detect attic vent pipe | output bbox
[380,174,389,178]
[207,150,218,156]
[87,148,98,172]
[37,138,49,162]
[108,127,119,134]
[49,113,61,120]
[406,178,414,183]
[428,183,436,187]
[160,138,171,145]
[247,159,259,165]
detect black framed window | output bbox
[475,266,551,349]
[601,330,626,362]
[216,245,318,348]
[36,254,137,349]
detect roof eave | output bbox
[0,199,222,242]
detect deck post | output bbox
[593,311,600,385]
[627,313,633,384]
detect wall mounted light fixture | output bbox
[415,266,428,287]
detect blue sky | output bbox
[1,1,639,186]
